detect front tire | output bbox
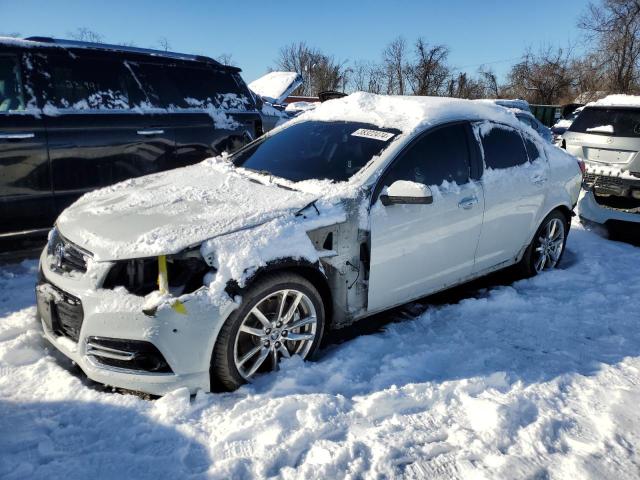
[515,210,569,278]
[211,272,325,391]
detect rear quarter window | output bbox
[479,124,529,169]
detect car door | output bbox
[0,51,54,237]
[472,122,549,273]
[40,51,175,213]
[130,61,258,166]
[367,122,485,313]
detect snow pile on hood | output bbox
[56,158,321,261]
[589,94,640,108]
[295,92,523,136]
[249,72,303,104]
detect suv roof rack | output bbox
[25,36,226,67]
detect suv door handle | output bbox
[0,132,35,140]
[458,196,478,210]
[137,129,164,136]
[532,175,547,185]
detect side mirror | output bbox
[379,180,433,206]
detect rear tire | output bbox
[211,272,325,391]
[515,210,569,278]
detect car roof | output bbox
[0,36,241,72]
[291,92,525,137]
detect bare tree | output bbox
[217,53,236,66]
[478,66,500,98]
[382,37,409,94]
[274,42,348,96]
[157,37,171,52]
[569,53,608,100]
[579,0,640,93]
[68,27,104,43]
[406,39,450,95]
[447,72,485,99]
[506,46,574,104]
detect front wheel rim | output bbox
[534,218,565,272]
[233,289,318,381]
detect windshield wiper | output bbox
[243,168,297,191]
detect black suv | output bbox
[0,37,263,249]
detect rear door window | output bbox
[568,107,640,137]
[0,55,25,112]
[381,123,471,189]
[479,124,528,169]
[44,53,138,110]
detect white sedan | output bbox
[37,93,583,394]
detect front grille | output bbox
[48,229,91,273]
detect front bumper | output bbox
[37,248,235,396]
[577,189,640,225]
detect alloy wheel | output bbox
[233,289,318,381]
[534,217,565,272]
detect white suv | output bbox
[37,93,582,395]
[563,95,640,230]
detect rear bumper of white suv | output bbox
[577,189,640,225]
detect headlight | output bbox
[101,248,210,297]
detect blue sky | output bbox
[2,0,588,84]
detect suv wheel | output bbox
[211,273,325,391]
[516,210,568,277]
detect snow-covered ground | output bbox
[1,219,639,479]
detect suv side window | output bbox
[128,62,183,108]
[0,56,25,112]
[380,123,471,190]
[480,124,528,169]
[165,66,247,108]
[45,54,135,110]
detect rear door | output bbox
[130,61,259,166]
[367,122,485,312]
[40,51,175,213]
[472,122,549,273]
[0,51,54,236]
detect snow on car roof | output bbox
[294,92,525,136]
[589,94,640,108]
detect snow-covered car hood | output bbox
[56,159,317,261]
[248,71,303,105]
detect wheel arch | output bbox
[518,203,573,262]
[225,258,334,327]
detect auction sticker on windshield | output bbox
[351,128,395,141]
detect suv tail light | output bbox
[561,139,566,149]
[577,159,586,176]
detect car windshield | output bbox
[232,121,400,182]
[569,107,640,137]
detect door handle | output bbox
[0,132,35,140]
[458,196,478,210]
[136,129,164,136]
[532,175,547,186]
